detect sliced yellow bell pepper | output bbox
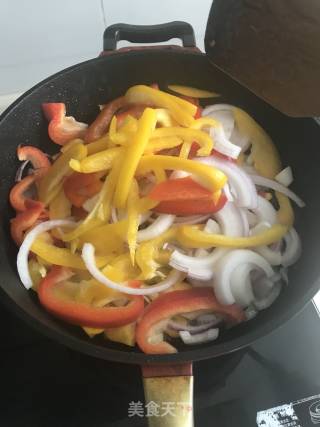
[118,115,139,133]
[78,220,128,255]
[86,135,110,155]
[276,192,294,227]
[153,167,167,183]
[168,85,219,99]
[136,196,159,212]
[152,127,213,156]
[177,223,288,249]
[233,107,281,178]
[105,253,140,281]
[83,327,104,337]
[179,141,192,158]
[38,141,87,205]
[70,147,123,173]
[31,239,110,269]
[60,138,84,153]
[155,108,174,127]
[114,108,157,208]
[136,227,177,279]
[127,179,140,264]
[104,323,136,346]
[77,278,123,306]
[137,155,227,193]
[191,117,219,130]
[145,136,182,154]
[49,189,71,220]
[125,85,196,127]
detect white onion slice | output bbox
[15,160,30,182]
[204,218,221,234]
[17,219,76,289]
[223,183,234,202]
[202,108,235,138]
[230,125,250,151]
[230,263,256,307]
[170,170,190,179]
[238,208,249,237]
[251,222,282,265]
[82,243,183,295]
[245,306,258,320]
[179,328,219,345]
[253,282,282,310]
[137,214,175,242]
[197,156,258,209]
[253,195,277,225]
[275,166,293,187]
[168,317,221,333]
[209,126,241,159]
[214,201,245,237]
[83,194,100,213]
[174,214,211,225]
[282,228,302,267]
[213,250,274,305]
[202,104,233,116]
[251,174,305,207]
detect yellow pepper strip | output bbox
[38,141,87,205]
[191,117,220,130]
[167,85,220,99]
[125,85,196,127]
[136,228,177,279]
[233,107,281,178]
[86,135,110,155]
[177,224,288,249]
[276,192,294,227]
[104,323,136,346]
[136,196,159,212]
[114,108,157,208]
[155,108,174,127]
[28,259,46,291]
[145,136,182,154]
[78,220,128,255]
[106,253,140,280]
[153,167,166,183]
[179,141,192,158]
[118,115,139,133]
[49,189,71,220]
[70,147,123,173]
[77,278,123,305]
[127,179,140,264]
[60,138,84,153]
[83,327,104,337]
[152,127,212,156]
[31,239,110,269]
[138,155,227,192]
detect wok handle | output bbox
[142,363,194,427]
[103,22,196,51]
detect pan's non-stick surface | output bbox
[0,50,319,365]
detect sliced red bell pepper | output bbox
[136,287,245,354]
[42,103,88,146]
[17,145,50,178]
[153,193,227,215]
[71,205,89,220]
[38,266,145,328]
[84,96,126,143]
[194,106,203,119]
[150,83,159,90]
[116,105,147,128]
[148,177,213,201]
[9,175,37,212]
[10,199,44,245]
[63,172,103,208]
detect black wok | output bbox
[0,22,319,426]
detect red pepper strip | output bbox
[136,287,245,354]
[38,266,145,328]
[153,193,227,215]
[194,106,203,119]
[63,172,103,208]
[42,103,87,146]
[17,145,50,178]
[84,96,126,143]
[148,177,213,201]
[116,105,147,128]
[71,206,88,220]
[9,175,37,211]
[150,83,159,90]
[10,199,44,245]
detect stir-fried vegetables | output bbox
[10,84,304,354]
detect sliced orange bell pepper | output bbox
[38,266,145,328]
[136,287,245,354]
[63,172,103,208]
[42,103,88,146]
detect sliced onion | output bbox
[82,243,183,295]
[202,107,235,138]
[83,194,100,213]
[174,214,211,225]
[230,263,256,307]
[253,195,277,225]
[204,218,221,234]
[246,210,258,228]
[251,222,282,265]
[137,214,175,242]
[202,104,233,116]
[245,305,258,320]
[15,160,30,182]
[238,208,249,237]
[169,317,221,333]
[223,183,234,202]
[179,328,219,345]
[209,126,241,159]
[197,156,258,209]
[17,219,76,289]
[275,166,293,187]
[214,201,245,237]
[251,174,305,207]
[213,250,274,305]
[194,248,210,257]
[170,170,190,179]
[230,125,250,151]
[282,228,302,267]
[280,267,289,285]
[253,282,282,310]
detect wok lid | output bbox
[204,0,320,117]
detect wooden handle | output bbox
[142,363,194,427]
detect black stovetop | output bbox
[0,301,319,427]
